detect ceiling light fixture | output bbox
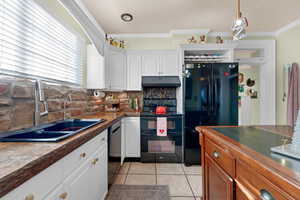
[121,13,133,22]
[232,0,248,40]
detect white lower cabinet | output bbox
[124,117,141,158]
[89,146,108,200]
[65,145,107,200]
[2,130,108,200]
[43,185,65,200]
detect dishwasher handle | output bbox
[111,126,121,135]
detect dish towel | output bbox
[157,117,167,137]
[287,63,300,127]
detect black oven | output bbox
[140,115,183,163]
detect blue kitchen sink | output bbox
[0,119,106,142]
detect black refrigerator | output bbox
[184,63,239,165]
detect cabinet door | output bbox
[127,54,142,90]
[141,54,160,76]
[125,117,141,157]
[65,146,107,200]
[87,44,105,89]
[108,51,126,90]
[121,119,126,165]
[64,160,91,200]
[43,185,67,200]
[236,183,254,200]
[89,145,108,200]
[160,51,179,76]
[204,153,233,200]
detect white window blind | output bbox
[0,0,86,85]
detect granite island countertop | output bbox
[197,125,300,189]
[0,111,140,197]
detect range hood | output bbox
[142,76,181,88]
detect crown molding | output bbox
[207,32,232,37]
[109,29,211,39]
[108,33,171,38]
[208,31,275,37]
[109,30,275,39]
[275,18,300,36]
[170,29,210,36]
[247,32,275,37]
[108,20,300,39]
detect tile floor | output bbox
[113,162,202,200]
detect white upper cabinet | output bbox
[141,54,161,76]
[127,54,142,91]
[105,45,127,90]
[159,50,179,76]
[141,50,179,76]
[86,44,105,89]
[126,50,179,90]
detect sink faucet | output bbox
[34,80,48,126]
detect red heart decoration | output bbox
[159,129,164,133]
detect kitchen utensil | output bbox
[156,106,167,115]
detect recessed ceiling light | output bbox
[121,13,133,22]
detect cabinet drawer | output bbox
[236,160,295,200]
[205,138,235,177]
[63,130,107,177]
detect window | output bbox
[0,0,86,85]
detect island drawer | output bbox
[236,160,295,200]
[205,138,235,177]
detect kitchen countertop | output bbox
[0,111,140,198]
[197,125,300,188]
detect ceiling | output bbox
[82,0,300,34]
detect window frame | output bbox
[0,0,87,86]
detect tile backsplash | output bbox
[0,75,142,133]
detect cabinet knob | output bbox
[101,137,106,141]
[59,192,68,199]
[260,189,275,200]
[213,151,220,158]
[25,194,34,200]
[80,152,86,158]
[92,158,99,165]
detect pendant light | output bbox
[232,0,248,40]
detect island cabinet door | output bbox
[204,153,234,200]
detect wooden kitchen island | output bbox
[196,126,300,200]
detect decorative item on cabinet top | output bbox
[187,36,197,44]
[187,35,207,44]
[105,34,126,49]
[184,54,227,63]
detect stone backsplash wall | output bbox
[103,91,142,112]
[0,75,142,133]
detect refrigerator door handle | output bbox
[210,68,214,114]
[212,79,217,114]
[208,76,212,115]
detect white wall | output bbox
[276,24,300,125]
